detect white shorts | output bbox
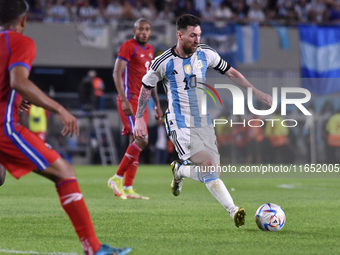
[168,125,220,165]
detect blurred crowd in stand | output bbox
[26,0,340,25]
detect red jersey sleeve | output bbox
[8,35,36,72]
[117,40,137,62]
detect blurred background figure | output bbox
[265,110,290,164]
[78,70,96,112]
[215,112,233,164]
[325,109,340,163]
[27,0,44,21]
[232,116,248,164]
[246,115,265,164]
[90,70,105,111]
[44,0,70,23]
[28,104,50,141]
[105,0,122,22]
[78,0,99,23]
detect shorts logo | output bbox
[185,143,192,151]
[184,65,192,75]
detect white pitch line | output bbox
[0,248,80,255]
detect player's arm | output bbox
[225,67,273,107]
[134,58,163,138]
[113,58,133,116]
[10,66,79,137]
[134,85,152,139]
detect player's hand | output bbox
[19,100,31,112]
[134,117,147,140]
[154,105,163,120]
[56,107,79,137]
[122,99,133,116]
[254,90,273,107]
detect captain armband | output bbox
[213,59,231,74]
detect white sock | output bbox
[203,172,235,212]
[178,165,203,182]
[115,174,123,180]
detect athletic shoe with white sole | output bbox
[107,177,126,200]
[230,206,246,228]
[85,244,132,255]
[124,189,149,200]
[170,160,184,196]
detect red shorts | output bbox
[117,97,148,136]
[0,123,60,179]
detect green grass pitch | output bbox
[0,165,340,255]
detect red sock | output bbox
[56,178,101,255]
[124,158,139,187]
[116,143,141,177]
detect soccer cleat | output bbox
[170,160,184,196]
[124,189,149,199]
[87,244,132,255]
[107,177,126,199]
[230,206,246,228]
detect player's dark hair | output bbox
[176,14,201,31]
[0,0,28,26]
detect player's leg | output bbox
[108,99,149,199]
[108,134,148,199]
[190,150,246,227]
[122,104,149,199]
[170,126,246,227]
[169,128,204,196]
[1,126,131,255]
[34,158,131,255]
[122,135,149,199]
[0,164,6,186]
[108,98,137,199]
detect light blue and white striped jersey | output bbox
[142,44,230,132]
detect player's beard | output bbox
[135,35,149,46]
[182,43,198,56]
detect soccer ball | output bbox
[255,203,285,231]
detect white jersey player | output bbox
[134,14,272,228]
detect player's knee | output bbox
[141,136,148,147]
[59,161,75,180]
[201,155,215,168]
[134,136,148,149]
[49,159,75,182]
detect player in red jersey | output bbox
[107,19,162,200]
[0,1,131,254]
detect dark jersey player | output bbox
[107,19,162,200]
[0,1,131,254]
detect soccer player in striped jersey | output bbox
[134,14,272,228]
[0,1,131,254]
[107,19,162,200]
